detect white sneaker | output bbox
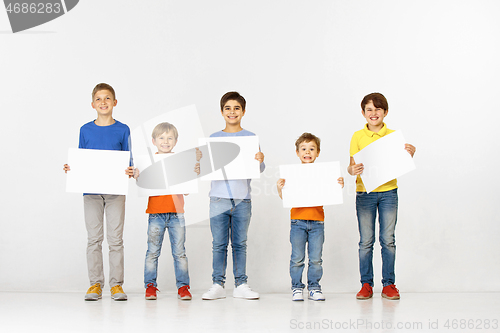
[233,284,259,299]
[292,288,304,301]
[308,290,325,301]
[202,284,226,300]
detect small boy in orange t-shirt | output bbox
[277,133,344,302]
[143,122,201,301]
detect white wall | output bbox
[1,0,499,293]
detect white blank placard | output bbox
[130,105,205,196]
[134,154,198,197]
[131,105,205,158]
[200,136,261,181]
[279,161,343,208]
[353,130,416,193]
[66,148,130,195]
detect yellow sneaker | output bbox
[110,285,128,301]
[85,283,102,301]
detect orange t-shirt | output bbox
[290,206,324,221]
[146,195,185,214]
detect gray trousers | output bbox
[83,195,126,288]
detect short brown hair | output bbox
[295,133,321,152]
[152,122,178,140]
[92,83,116,100]
[220,91,246,110]
[361,92,388,111]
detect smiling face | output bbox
[221,99,245,126]
[153,130,177,154]
[91,89,117,117]
[362,100,388,132]
[296,141,320,164]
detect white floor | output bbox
[0,292,498,333]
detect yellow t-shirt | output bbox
[349,123,397,192]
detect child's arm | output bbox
[405,144,416,157]
[196,147,202,161]
[63,164,70,173]
[126,166,140,179]
[338,177,344,188]
[255,152,264,164]
[255,151,265,173]
[277,178,285,199]
[195,147,202,175]
[347,157,364,176]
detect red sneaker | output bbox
[356,283,373,300]
[178,285,192,300]
[145,283,159,300]
[382,284,400,300]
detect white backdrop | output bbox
[1,0,499,294]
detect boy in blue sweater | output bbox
[64,83,136,301]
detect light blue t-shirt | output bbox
[209,129,265,200]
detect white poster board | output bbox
[131,105,204,196]
[279,161,343,208]
[199,136,261,181]
[134,153,198,197]
[353,130,416,193]
[66,148,130,195]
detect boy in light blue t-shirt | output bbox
[201,91,265,300]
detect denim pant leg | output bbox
[378,189,398,286]
[84,195,106,286]
[290,220,307,290]
[103,195,126,287]
[166,213,190,289]
[144,214,167,288]
[231,199,251,287]
[356,192,377,286]
[307,221,324,290]
[210,197,231,286]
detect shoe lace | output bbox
[237,284,253,292]
[209,284,222,292]
[146,284,159,292]
[88,283,100,293]
[292,289,302,295]
[111,285,124,294]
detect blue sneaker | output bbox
[292,288,304,301]
[308,290,325,301]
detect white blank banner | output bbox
[353,130,416,193]
[200,136,261,181]
[279,161,343,208]
[66,148,130,195]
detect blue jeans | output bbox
[209,197,251,287]
[290,219,324,290]
[144,213,189,289]
[356,189,398,287]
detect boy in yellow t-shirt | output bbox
[277,133,344,301]
[142,122,201,301]
[348,93,416,301]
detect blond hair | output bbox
[152,122,178,140]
